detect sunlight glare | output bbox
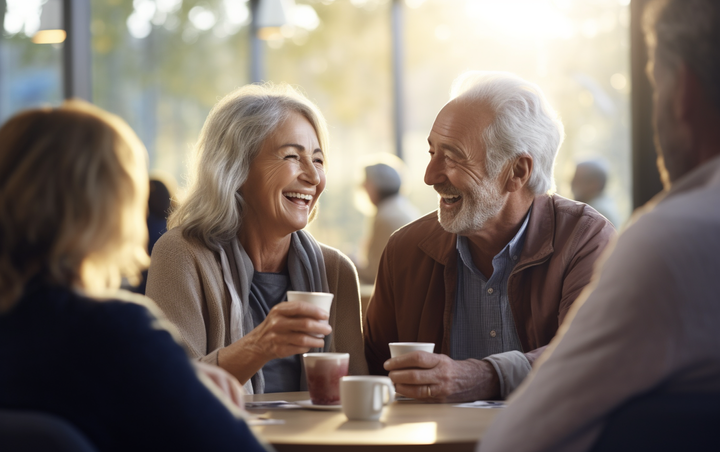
[435,24,451,41]
[188,6,217,31]
[32,29,66,44]
[4,0,42,37]
[610,73,627,90]
[405,0,426,8]
[464,0,574,40]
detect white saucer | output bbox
[296,399,343,411]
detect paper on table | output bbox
[246,416,286,426]
[454,401,506,409]
[245,400,301,409]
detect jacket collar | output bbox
[416,194,556,267]
[517,194,555,268]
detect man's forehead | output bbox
[429,99,494,144]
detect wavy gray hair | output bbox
[168,83,329,249]
[643,0,720,113]
[450,71,564,195]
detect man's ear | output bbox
[504,155,533,193]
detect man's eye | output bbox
[314,158,324,165]
[285,154,299,160]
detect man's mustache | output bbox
[434,183,462,196]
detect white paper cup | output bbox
[287,291,334,337]
[388,342,435,358]
[287,291,334,313]
[303,353,350,405]
[341,376,395,421]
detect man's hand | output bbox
[383,352,501,403]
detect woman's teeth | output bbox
[285,192,313,204]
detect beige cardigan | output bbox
[145,228,368,383]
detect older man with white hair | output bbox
[364,71,615,402]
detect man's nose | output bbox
[424,155,446,186]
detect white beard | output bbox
[435,177,505,235]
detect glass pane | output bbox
[1,0,63,123]
[265,0,394,256]
[404,0,632,227]
[91,0,251,183]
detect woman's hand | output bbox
[217,301,332,384]
[194,361,246,411]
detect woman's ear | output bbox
[505,155,533,193]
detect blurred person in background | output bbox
[131,175,175,295]
[146,83,367,395]
[0,101,268,451]
[365,71,615,403]
[480,0,720,450]
[571,158,620,227]
[356,160,419,284]
[147,175,176,255]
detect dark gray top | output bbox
[248,271,301,393]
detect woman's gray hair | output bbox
[168,83,329,249]
[450,71,564,195]
[643,0,720,113]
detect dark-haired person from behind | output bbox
[0,101,269,452]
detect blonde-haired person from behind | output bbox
[146,83,368,395]
[0,101,268,452]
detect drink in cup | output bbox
[303,352,349,405]
[388,342,435,358]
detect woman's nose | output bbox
[300,158,321,186]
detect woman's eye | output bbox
[284,154,299,160]
[313,158,324,165]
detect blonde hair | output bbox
[0,100,150,311]
[168,83,329,249]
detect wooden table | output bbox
[246,391,502,452]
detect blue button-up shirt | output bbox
[450,209,531,361]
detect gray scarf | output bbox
[218,230,331,394]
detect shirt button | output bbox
[487,288,494,294]
[513,255,518,261]
[490,330,497,338]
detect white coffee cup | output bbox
[287,291,334,313]
[388,342,435,358]
[287,291,334,337]
[340,376,395,421]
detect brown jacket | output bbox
[364,194,616,375]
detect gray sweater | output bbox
[479,155,720,452]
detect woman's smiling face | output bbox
[240,111,326,237]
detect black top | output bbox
[0,282,267,452]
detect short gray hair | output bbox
[643,0,720,113]
[168,83,329,249]
[450,71,564,195]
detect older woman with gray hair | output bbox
[146,83,367,394]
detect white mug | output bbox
[340,376,395,421]
[388,342,435,358]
